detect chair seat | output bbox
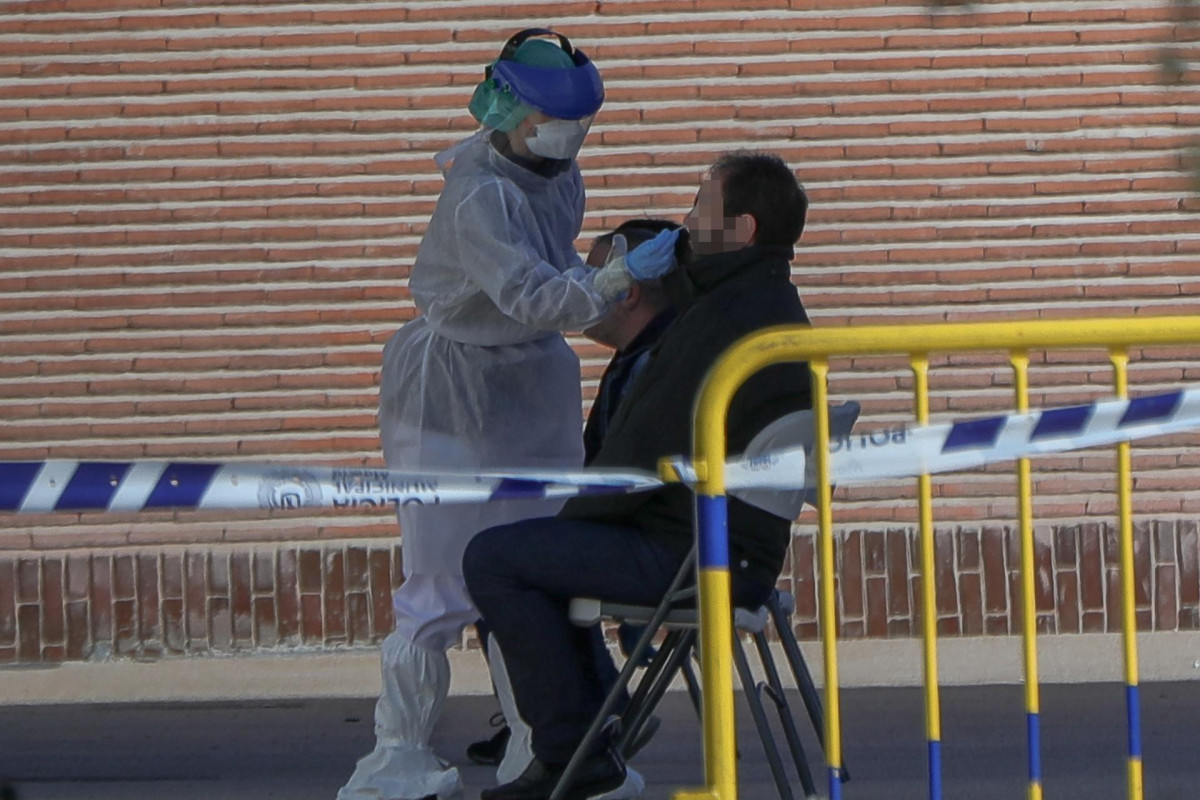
[569,594,785,635]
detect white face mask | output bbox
[526,116,593,160]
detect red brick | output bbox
[90,556,113,646]
[347,592,371,645]
[16,559,39,603]
[1056,570,1081,634]
[298,549,323,594]
[254,597,278,648]
[1135,524,1153,607]
[841,620,865,638]
[981,527,1008,614]
[65,601,89,660]
[300,593,323,644]
[885,530,910,617]
[111,555,134,601]
[1105,566,1127,633]
[231,553,253,644]
[838,531,863,620]
[934,530,958,615]
[18,605,41,662]
[41,560,65,646]
[959,572,983,635]
[957,530,980,571]
[1180,522,1199,607]
[277,550,300,644]
[910,575,924,624]
[864,576,887,637]
[209,552,229,595]
[163,598,184,654]
[791,535,817,622]
[184,552,208,649]
[1079,524,1104,610]
[114,599,137,656]
[208,597,232,651]
[369,549,395,637]
[862,530,885,575]
[160,555,182,600]
[324,550,346,642]
[345,547,369,593]
[1155,565,1179,631]
[62,555,89,601]
[0,562,15,646]
[136,554,159,643]
[251,552,275,594]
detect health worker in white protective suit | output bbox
[337,29,680,800]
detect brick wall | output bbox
[5,520,1198,664]
[3,1,1200,662]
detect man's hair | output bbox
[594,218,680,251]
[592,218,682,309]
[712,151,808,248]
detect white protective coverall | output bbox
[338,129,613,800]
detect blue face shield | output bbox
[489,51,604,121]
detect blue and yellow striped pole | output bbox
[1010,352,1044,800]
[1110,349,1144,800]
[910,355,943,800]
[672,343,768,800]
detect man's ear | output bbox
[622,282,643,308]
[736,213,757,245]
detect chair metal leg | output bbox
[681,653,704,721]
[617,629,694,757]
[550,554,697,800]
[752,630,819,799]
[767,591,850,783]
[732,633,795,800]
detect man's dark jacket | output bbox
[560,243,812,588]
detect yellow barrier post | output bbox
[812,359,847,798]
[911,355,943,800]
[1110,349,1144,800]
[677,315,1200,800]
[1011,352,1044,800]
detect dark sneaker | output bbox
[480,748,625,800]
[467,713,511,766]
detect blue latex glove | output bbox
[624,227,680,280]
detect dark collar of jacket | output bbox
[616,307,675,363]
[663,243,795,311]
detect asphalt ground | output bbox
[2,683,1199,799]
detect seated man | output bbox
[463,151,813,800]
[468,218,683,769]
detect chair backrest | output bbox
[732,401,861,519]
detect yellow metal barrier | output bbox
[674,315,1200,800]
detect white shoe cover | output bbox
[488,636,536,784]
[337,631,463,800]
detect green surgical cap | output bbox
[468,38,577,131]
[511,39,575,69]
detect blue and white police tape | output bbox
[668,386,1200,495]
[0,461,662,514]
[4,387,1200,515]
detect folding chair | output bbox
[550,403,860,800]
[560,546,837,800]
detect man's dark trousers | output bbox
[462,515,772,765]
